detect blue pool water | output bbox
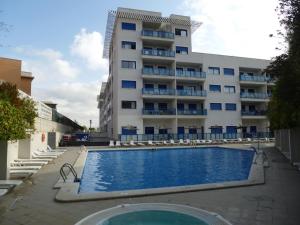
[79,147,254,193]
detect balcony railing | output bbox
[177,109,207,115]
[142,108,176,115]
[142,68,175,76]
[176,71,206,79]
[142,30,174,39]
[240,92,269,99]
[239,74,266,82]
[142,88,175,95]
[176,89,207,97]
[142,49,175,57]
[241,110,267,116]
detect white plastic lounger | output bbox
[122,142,129,147]
[0,180,22,186]
[9,170,38,176]
[14,158,52,162]
[11,161,47,166]
[179,139,184,144]
[185,139,191,145]
[37,149,62,155]
[223,139,228,143]
[109,140,114,147]
[206,140,213,144]
[147,140,154,146]
[129,140,136,146]
[115,141,121,147]
[195,140,201,144]
[170,139,176,145]
[47,145,66,152]
[10,165,41,170]
[163,140,168,145]
[0,189,8,196]
[32,152,57,159]
[137,142,145,146]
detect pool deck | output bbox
[0,144,300,225]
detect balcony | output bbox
[177,109,207,116]
[142,108,176,115]
[241,110,267,119]
[239,74,266,82]
[176,71,206,79]
[142,88,175,96]
[142,68,175,77]
[142,49,175,58]
[141,30,174,39]
[240,92,269,100]
[176,89,207,97]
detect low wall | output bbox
[275,127,300,163]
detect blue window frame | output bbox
[122,80,136,89]
[208,67,220,75]
[176,46,188,54]
[224,85,236,93]
[122,41,136,49]
[210,103,222,110]
[224,68,235,76]
[122,22,136,30]
[144,102,154,110]
[225,103,236,111]
[211,126,223,134]
[177,103,184,110]
[250,126,257,133]
[159,129,168,134]
[145,127,154,134]
[178,127,185,134]
[144,83,154,89]
[209,84,221,92]
[175,28,188,37]
[122,127,137,135]
[189,128,197,134]
[226,126,237,134]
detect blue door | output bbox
[122,127,137,135]
[226,126,237,139]
[178,127,185,134]
[250,126,257,134]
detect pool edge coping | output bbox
[55,145,265,202]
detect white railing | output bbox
[18,90,52,121]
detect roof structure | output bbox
[102,9,202,58]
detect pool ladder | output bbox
[60,163,80,182]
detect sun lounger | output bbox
[122,142,129,147]
[137,142,145,146]
[115,141,121,147]
[206,140,213,144]
[37,149,62,155]
[0,180,22,186]
[130,140,136,146]
[163,140,168,145]
[109,140,114,147]
[185,139,191,145]
[147,140,154,146]
[14,158,52,163]
[0,189,8,197]
[47,145,66,152]
[9,170,38,177]
[170,139,176,145]
[32,152,57,159]
[10,165,41,170]
[11,161,47,166]
[179,139,184,144]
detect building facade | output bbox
[98,8,274,140]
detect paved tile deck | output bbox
[0,146,300,225]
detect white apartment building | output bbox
[98,7,274,141]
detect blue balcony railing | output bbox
[240,92,268,99]
[142,108,176,115]
[142,68,175,76]
[241,110,267,116]
[177,109,207,115]
[239,74,266,82]
[142,49,175,57]
[176,70,206,79]
[176,89,207,97]
[142,30,175,39]
[142,88,175,95]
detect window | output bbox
[224,68,235,76]
[208,67,220,75]
[250,126,257,133]
[158,103,167,110]
[159,129,168,134]
[189,128,197,134]
[158,84,167,89]
[121,127,137,135]
[176,46,188,54]
[226,126,237,134]
[121,101,136,109]
[122,80,136,89]
[145,127,154,134]
[209,84,221,92]
[224,85,236,93]
[144,83,154,89]
[210,103,222,110]
[176,67,184,75]
[122,41,136,49]
[175,28,188,37]
[122,22,136,30]
[176,85,184,90]
[225,103,236,111]
[144,102,154,110]
[188,104,197,110]
[177,103,184,110]
[121,60,136,69]
[211,126,223,134]
[178,127,185,134]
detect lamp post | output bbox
[89,120,92,132]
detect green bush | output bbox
[0,82,37,141]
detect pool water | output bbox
[79,147,254,193]
[102,210,209,225]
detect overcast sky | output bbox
[1,0,281,127]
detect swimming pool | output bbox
[79,147,254,194]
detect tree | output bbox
[266,0,300,129]
[0,82,37,141]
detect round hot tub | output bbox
[75,203,232,225]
